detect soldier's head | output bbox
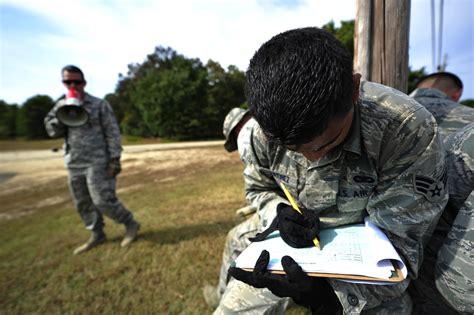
[223,107,251,152]
[246,27,359,161]
[62,65,87,97]
[417,72,463,102]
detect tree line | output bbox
[0,49,246,141]
[1,20,472,140]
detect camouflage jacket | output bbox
[244,81,448,314]
[435,123,474,313]
[44,93,122,168]
[237,118,257,163]
[410,88,474,139]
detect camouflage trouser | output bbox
[67,165,133,231]
[214,213,291,314]
[361,292,412,314]
[217,213,260,298]
[214,278,292,315]
[216,279,411,315]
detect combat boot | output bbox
[121,219,140,247]
[202,284,220,308]
[73,230,106,255]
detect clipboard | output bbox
[235,221,408,284]
[242,260,404,284]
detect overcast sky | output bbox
[1,0,473,105]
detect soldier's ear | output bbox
[451,88,462,102]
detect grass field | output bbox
[0,145,309,314]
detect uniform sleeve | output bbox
[444,123,474,210]
[243,126,289,229]
[44,101,66,138]
[329,108,448,313]
[100,100,122,160]
[435,124,474,313]
[435,200,474,313]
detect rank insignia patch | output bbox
[413,174,446,202]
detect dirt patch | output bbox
[0,145,239,221]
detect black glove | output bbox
[229,250,341,313]
[249,203,320,248]
[107,158,121,177]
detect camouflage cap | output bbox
[223,107,248,152]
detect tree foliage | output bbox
[407,66,428,94]
[322,20,355,58]
[109,46,246,140]
[1,21,437,140]
[17,95,54,139]
[205,60,247,137]
[0,100,18,139]
[461,99,474,108]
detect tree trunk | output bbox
[354,0,411,93]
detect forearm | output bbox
[44,104,66,138]
[244,164,287,229]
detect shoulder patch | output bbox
[413,170,446,202]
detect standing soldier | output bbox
[44,65,140,255]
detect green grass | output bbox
[0,150,309,314]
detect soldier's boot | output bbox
[73,230,106,255]
[121,219,140,247]
[202,284,220,308]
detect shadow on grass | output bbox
[108,218,237,245]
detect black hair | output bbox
[61,65,85,81]
[416,72,463,90]
[246,27,354,145]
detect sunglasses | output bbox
[62,80,85,85]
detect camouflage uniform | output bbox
[234,81,447,314]
[44,93,134,231]
[215,112,292,314]
[216,278,291,315]
[407,89,474,313]
[218,115,259,299]
[435,123,474,313]
[410,88,474,139]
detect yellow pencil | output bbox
[279,182,321,250]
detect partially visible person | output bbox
[223,27,447,314]
[408,72,473,313]
[410,71,474,138]
[44,65,140,255]
[204,108,291,314]
[435,123,474,313]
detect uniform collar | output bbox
[341,102,362,156]
[410,88,450,100]
[82,92,93,104]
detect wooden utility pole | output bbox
[354,0,411,93]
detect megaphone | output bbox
[56,88,89,127]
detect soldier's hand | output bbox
[229,250,341,313]
[249,203,320,248]
[107,158,121,177]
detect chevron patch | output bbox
[413,173,446,203]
